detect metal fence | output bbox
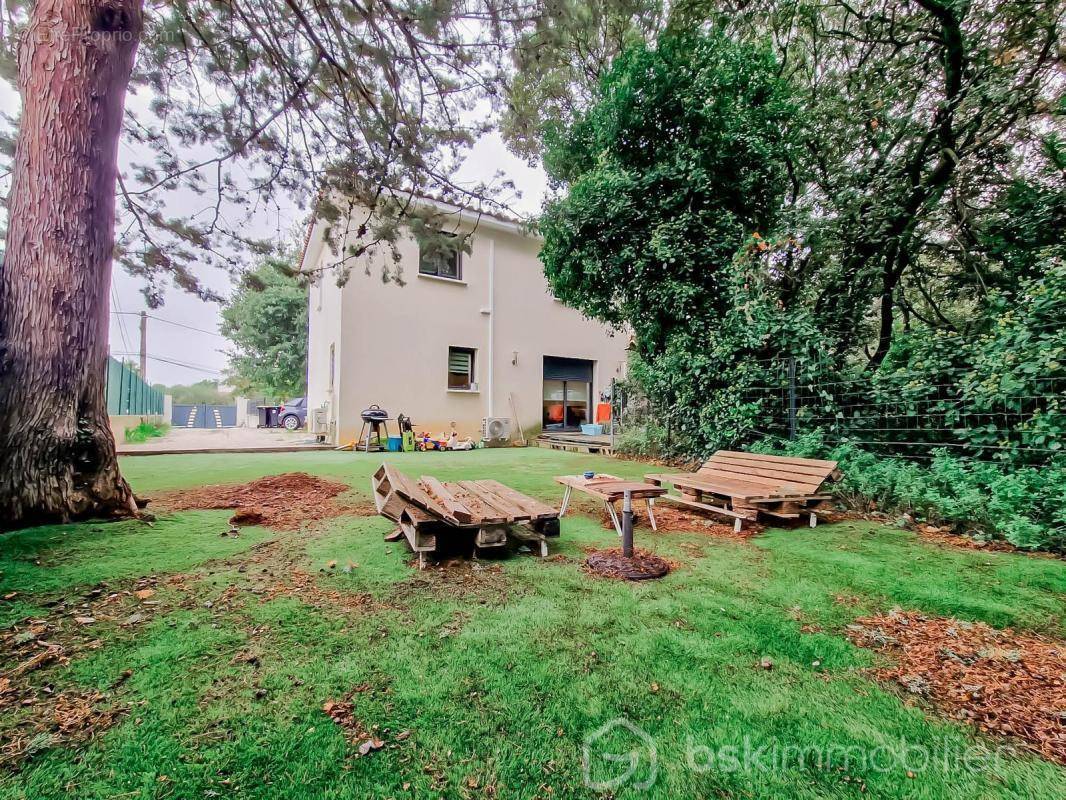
[105,356,164,416]
[740,352,1064,464]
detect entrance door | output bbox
[543,357,594,430]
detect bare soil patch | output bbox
[398,556,518,603]
[847,611,1066,764]
[154,472,373,529]
[638,504,766,539]
[597,504,766,540]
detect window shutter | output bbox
[448,350,471,373]
[543,356,593,382]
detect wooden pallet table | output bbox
[372,464,561,567]
[554,474,665,537]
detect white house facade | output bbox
[302,199,629,445]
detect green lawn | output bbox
[1,449,1064,799]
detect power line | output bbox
[111,311,224,338]
[111,351,223,375]
[110,288,133,353]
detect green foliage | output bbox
[759,432,1066,552]
[871,252,1065,463]
[502,0,667,160]
[541,31,797,349]
[542,31,806,454]
[123,421,169,444]
[220,256,308,398]
[975,171,1066,289]
[153,379,232,405]
[541,19,1063,551]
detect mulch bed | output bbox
[598,504,765,539]
[585,548,671,580]
[154,472,372,529]
[847,611,1066,764]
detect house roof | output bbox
[297,192,539,274]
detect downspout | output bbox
[486,238,496,419]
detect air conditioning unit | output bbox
[481,417,512,442]
[311,405,330,436]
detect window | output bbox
[447,347,475,390]
[419,233,462,280]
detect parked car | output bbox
[278,397,307,431]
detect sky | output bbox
[1,80,549,388]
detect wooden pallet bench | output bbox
[644,451,840,531]
[372,464,560,567]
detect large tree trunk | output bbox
[0,0,143,529]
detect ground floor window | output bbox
[448,347,476,390]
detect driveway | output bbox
[118,426,331,455]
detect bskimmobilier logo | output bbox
[582,718,658,792]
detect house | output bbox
[301,197,629,445]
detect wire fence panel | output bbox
[741,353,1064,464]
[105,356,164,416]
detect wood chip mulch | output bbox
[597,505,765,539]
[153,472,372,529]
[847,611,1066,764]
[585,548,671,580]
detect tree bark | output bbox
[0,0,144,529]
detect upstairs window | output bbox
[419,233,462,280]
[447,347,475,390]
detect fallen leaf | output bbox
[358,737,384,756]
[134,589,155,600]
[74,616,96,625]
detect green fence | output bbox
[105,356,164,416]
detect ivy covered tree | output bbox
[220,257,308,400]
[539,31,799,442]
[540,31,796,349]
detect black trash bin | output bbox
[257,406,280,428]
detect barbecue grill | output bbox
[357,405,392,452]
[361,405,389,422]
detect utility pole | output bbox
[139,311,147,379]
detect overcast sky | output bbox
[1,80,549,388]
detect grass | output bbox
[124,421,170,444]
[1,448,1064,799]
